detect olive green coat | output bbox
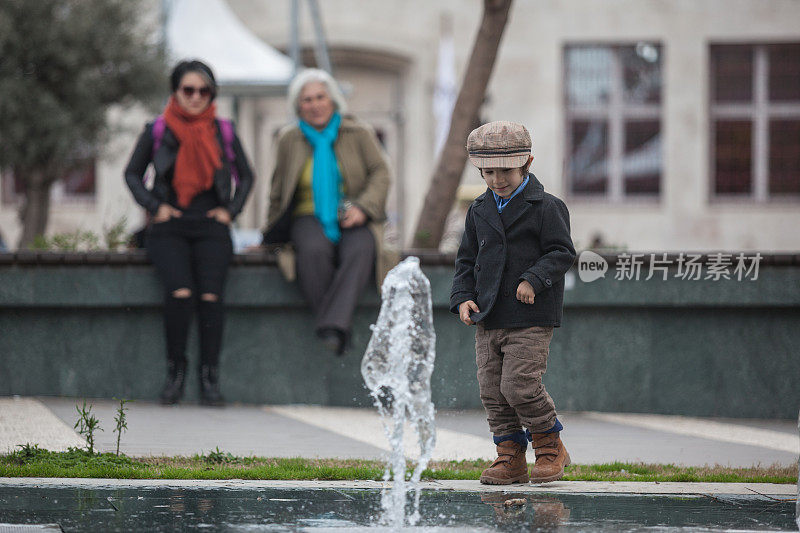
[264,115,395,285]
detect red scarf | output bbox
[162,97,222,208]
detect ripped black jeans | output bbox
[147,216,233,368]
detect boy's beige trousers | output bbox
[475,324,557,436]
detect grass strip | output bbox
[1,446,796,483]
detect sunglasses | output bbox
[179,85,212,98]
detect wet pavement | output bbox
[0,485,797,531]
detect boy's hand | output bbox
[458,300,480,325]
[516,280,536,305]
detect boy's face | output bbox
[482,167,526,198]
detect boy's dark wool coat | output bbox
[450,175,576,329]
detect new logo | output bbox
[578,251,608,283]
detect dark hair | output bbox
[170,60,217,99]
[479,164,530,177]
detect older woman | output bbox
[125,60,254,405]
[263,69,391,355]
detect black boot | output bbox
[199,364,225,407]
[159,359,187,405]
[317,327,348,356]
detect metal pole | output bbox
[307,0,332,74]
[289,0,301,74]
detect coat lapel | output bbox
[500,193,530,229]
[282,134,312,209]
[473,189,504,236]
[334,133,352,193]
[153,128,178,174]
[502,175,544,229]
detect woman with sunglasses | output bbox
[124,60,254,406]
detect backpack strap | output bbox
[151,115,166,153]
[217,118,240,186]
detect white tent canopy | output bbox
[165,0,294,91]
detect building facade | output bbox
[1,0,798,252]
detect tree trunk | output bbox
[17,169,54,249]
[411,0,513,249]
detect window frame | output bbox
[709,42,800,203]
[563,42,664,204]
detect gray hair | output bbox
[287,68,348,118]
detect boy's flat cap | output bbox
[466,121,531,168]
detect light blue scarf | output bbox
[299,112,342,243]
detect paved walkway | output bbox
[1,396,797,467]
[1,477,796,496]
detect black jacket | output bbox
[450,175,576,328]
[124,120,254,218]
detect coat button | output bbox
[480,239,486,247]
[503,290,510,297]
[545,279,552,287]
[476,265,481,271]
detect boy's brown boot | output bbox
[529,432,571,483]
[479,441,530,485]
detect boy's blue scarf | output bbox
[492,175,529,213]
[299,112,342,243]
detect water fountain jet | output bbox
[361,257,437,527]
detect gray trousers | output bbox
[291,215,375,333]
[475,324,557,436]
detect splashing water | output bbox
[361,257,437,527]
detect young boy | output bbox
[450,121,576,484]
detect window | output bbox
[710,43,800,199]
[1,159,96,205]
[565,43,663,200]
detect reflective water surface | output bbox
[0,486,796,532]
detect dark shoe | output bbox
[317,327,347,356]
[199,364,225,407]
[529,432,571,483]
[160,359,187,405]
[479,440,529,485]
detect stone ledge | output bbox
[2,261,799,308]
[1,251,799,266]
[0,478,794,496]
